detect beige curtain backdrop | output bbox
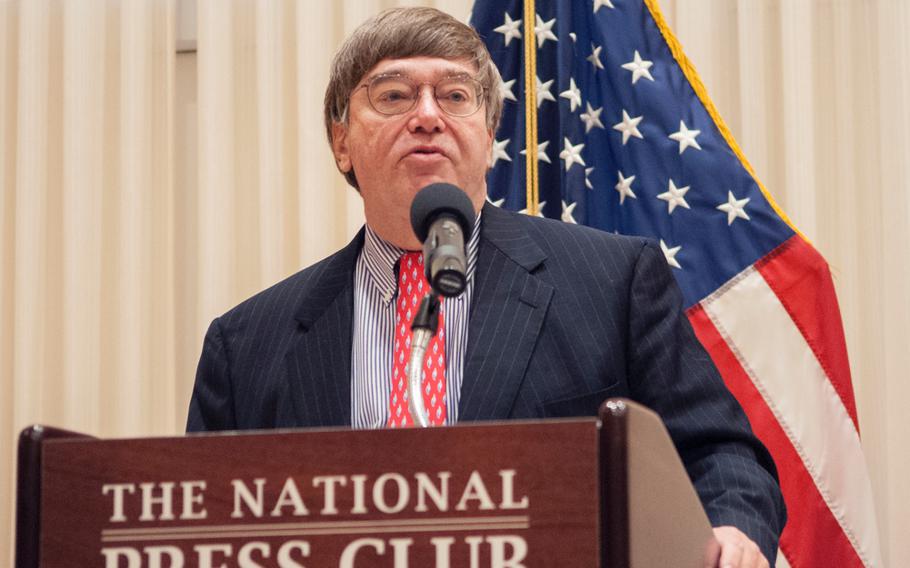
[1,0,908,565]
[1,0,177,563]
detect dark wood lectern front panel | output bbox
[40,420,599,567]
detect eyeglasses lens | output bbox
[368,76,481,117]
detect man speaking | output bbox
[187,7,785,567]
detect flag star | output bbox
[486,195,505,207]
[494,12,522,46]
[569,32,577,43]
[519,140,552,164]
[669,120,703,154]
[536,76,556,107]
[587,43,605,70]
[621,50,655,84]
[612,110,644,145]
[593,0,616,12]
[500,78,517,102]
[716,190,751,225]
[491,138,512,167]
[615,171,637,204]
[580,102,605,133]
[559,78,583,112]
[657,179,691,214]
[561,201,578,224]
[660,239,682,269]
[534,14,558,48]
[585,167,595,189]
[519,200,547,217]
[559,137,586,171]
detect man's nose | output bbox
[408,86,446,133]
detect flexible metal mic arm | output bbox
[406,293,441,428]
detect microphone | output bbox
[405,183,475,427]
[409,183,476,298]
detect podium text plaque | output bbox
[38,420,599,567]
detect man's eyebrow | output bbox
[367,68,405,80]
[365,68,474,82]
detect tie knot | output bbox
[398,252,425,290]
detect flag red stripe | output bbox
[754,236,859,430]
[688,305,864,567]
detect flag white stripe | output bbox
[702,267,882,568]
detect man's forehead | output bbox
[365,57,476,81]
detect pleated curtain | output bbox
[1,0,176,559]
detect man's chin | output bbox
[404,176,486,213]
[407,173,457,192]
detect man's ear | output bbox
[331,122,352,173]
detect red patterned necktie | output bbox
[387,252,447,427]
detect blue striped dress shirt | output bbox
[351,213,482,429]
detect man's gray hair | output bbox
[324,7,504,189]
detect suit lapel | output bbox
[459,204,554,421]
[285,230,364,428]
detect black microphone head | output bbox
[410,183,476,242]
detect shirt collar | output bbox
[361,210,483,304]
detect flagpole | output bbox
[522,0,539,215]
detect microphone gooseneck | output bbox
[406,294,441,428]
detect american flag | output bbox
[470,0,881,566]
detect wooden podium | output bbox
[16,399,717,567]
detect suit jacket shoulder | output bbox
[186,230,364,432]
[481,202,654,286]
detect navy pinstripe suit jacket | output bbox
[187,202,785,561]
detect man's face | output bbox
[332,56,494,248]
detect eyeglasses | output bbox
[357,73,484,118]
